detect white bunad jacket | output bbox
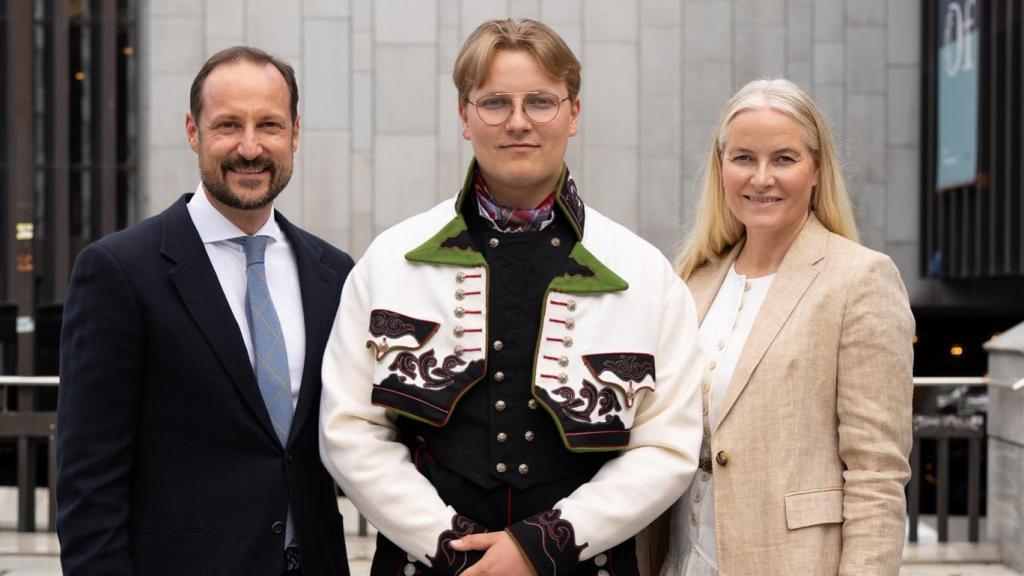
[320,166,704,574]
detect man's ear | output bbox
[185,113,200,153]
[459,101,471,141]
[567,96,580,137]
[291,114,301,151]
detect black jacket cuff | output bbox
[426,514,488,575]
[506,509,586,575]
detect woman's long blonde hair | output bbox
[674,78,859,280]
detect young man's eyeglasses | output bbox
[465,91,571,126]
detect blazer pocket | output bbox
[784,487,844,530]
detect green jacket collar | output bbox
[405,160,627,294]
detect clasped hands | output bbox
[450,530,533,576]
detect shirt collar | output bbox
[187,182,285,245]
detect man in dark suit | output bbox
[56,46,353,576]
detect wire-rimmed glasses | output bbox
[465,91,571,126]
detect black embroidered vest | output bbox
[397,201,617,492]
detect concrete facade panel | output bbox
[584,0,638,43]
[374,136,439,231]
[582,148,639,230]
[846,26,887,94]
[641,0,682,28]
[247,0,302,57]
[375,45,437,135]
[733,24,787,86]
[303,20,351,131]
[304,0,351,18]
[734,0,785,25]
[640,27,682,97]
[375,0,438,43]
[581,44,639,148]
[150,17,205,73]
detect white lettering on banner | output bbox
[943,0,976,77]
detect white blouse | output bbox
[664,264,775,574]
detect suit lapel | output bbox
[277,213,337,448]
[712,215,829,434]
[161,195,280,443]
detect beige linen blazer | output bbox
[644,214,914,576]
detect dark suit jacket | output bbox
[56,194,354,576]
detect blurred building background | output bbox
[1,0,1023,571]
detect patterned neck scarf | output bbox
[473,169,556,233]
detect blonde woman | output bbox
[660,79,914,575]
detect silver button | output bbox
[455,289,465,300]
[701,382,710,393]
[492,340,504,351]
[488,238,500,248]
[454,345,465,357]
[495,400,506,412]
[454,307,465,318]
[524,430,535,442]
[689,512,698,526]
[528,399,538,410]
[456,272,466,283]
[496,462,507,473]
[594,553,608,567]
[598,570,610,576]
[404,563,416,576]
[497,432,508,443]
[564,318,575,330]
[518,463,529,474]
[718,340,725,351]
[550,237,561,247]
[562,336,573,347]
[567,300,577,311]
[701,471,710,482]
[708,360,717,370]
[494,371,505,382]
[557,373,568,384]
[558,356,569,367]
[454,326,465,337]
[693,490,703,502]
[744,281,751,292]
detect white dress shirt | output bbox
[666,264,774,574]
[186,184,306,408]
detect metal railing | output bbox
[0,376,59,532]
[905,376,1018,544]
[0,375,1015,537]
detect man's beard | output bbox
[200,153,292,210]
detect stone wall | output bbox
[985,323,1024,572]
[141,0,924,298]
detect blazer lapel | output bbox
[161,194,280,444]
[277,213,337,448]
[713,215,829,434]
[687,240,744,324]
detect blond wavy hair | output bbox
[675,78,859,280]
[452,18,581,103]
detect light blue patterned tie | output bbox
[239,235,293,447]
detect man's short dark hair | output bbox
[189,45,299,123]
